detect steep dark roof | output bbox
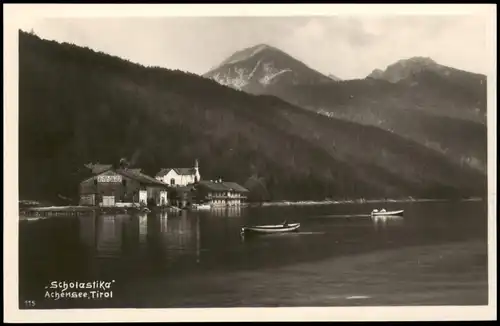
[84,163,113,174]
[156,168,196,177]
[197,180,249,193]
[222,182,250,193]
[84,163,142,175]
[117,168,167,187]
[80,168,167,187]
[155,169,169,177]
[197,180,227,192]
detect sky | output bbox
[16,11,493,80]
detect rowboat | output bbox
[241,222,300,235]
[371,209,404,217]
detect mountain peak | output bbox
[368,56,442,82]
[252,43,274,50]
[387,56,439,72]
[215,43,278,68]
[398,56,437,65]
[204,44,332,93]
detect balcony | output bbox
[205,194,247,200]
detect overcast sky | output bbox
[19,15,491,80]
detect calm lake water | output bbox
[19,200,489,309]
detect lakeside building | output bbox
[155,159,201,187]
[195,180,249,207]
[79,165,168,207]
[79,161,248,209]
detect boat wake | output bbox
[257,231,326,238]
[324,294,372,301]
[345,295,371,300]
[275,231,326,236]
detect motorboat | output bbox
[371,209,404,217]
[240,221,300,235]
[191,203,211,210]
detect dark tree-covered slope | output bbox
[206,47,487,174]
[18,31,486,203]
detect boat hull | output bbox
[241,223,300,235]
[371,210,404,217]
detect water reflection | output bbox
[78,213,97,248]
[96,214,128,257]
[23,202,489,307]
[160,211,168,233]
[371,215,405,231]
[196,216,200,263]
[159,213,200,264]
[122,214,139,254]
[72,203,479,277]
[210,207,242,218]
[138,213,148,244]
[76,211,204,267]
[168,209,188,218]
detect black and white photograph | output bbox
[4,3,497,322]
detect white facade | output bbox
[156,160,201,187]
[101,196,115,207]
[205,191,244,207]
[156,169,196,186]
[159,190,168,206]
[139,190,148,205]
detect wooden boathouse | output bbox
[79,165,169,207]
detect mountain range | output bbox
[18,31,486,203]
[204,44,487,175]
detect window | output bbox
[170,178,175,185]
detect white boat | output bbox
[241,222,300,235]
[192,203,211,210]
[371,209,404,217]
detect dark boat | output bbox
[240,221,300,236]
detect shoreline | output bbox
[256,197,484,207]
[18,205,179,220]
[18,197,484,212]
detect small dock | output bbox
[20,206,96,218]
[19,203,182,219]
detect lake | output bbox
[18,200,489,309]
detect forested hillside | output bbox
[204,46,487,174]
[260,76,487,174]
[18,31,486,203]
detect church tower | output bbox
[194,159,201,183]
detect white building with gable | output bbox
[155,159,201,187]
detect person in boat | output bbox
[282,220,289,227]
